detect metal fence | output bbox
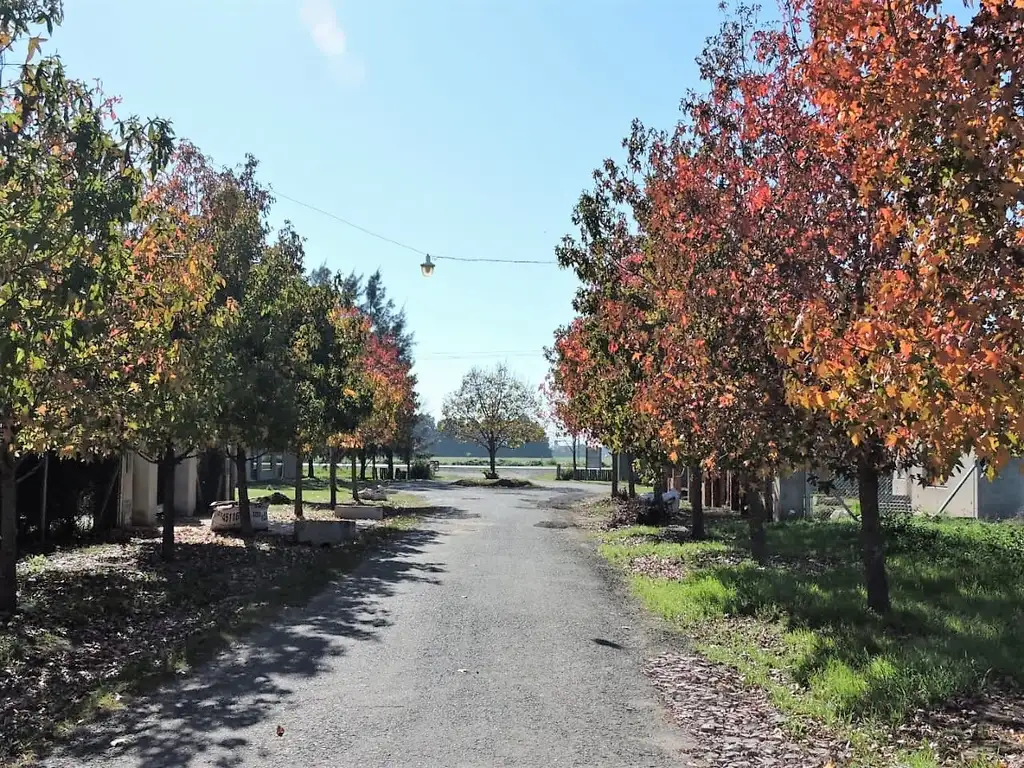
[802,470,913,521]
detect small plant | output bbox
[409,459,434,480]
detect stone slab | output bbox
[295,519,357,546]
[333,506,384,521]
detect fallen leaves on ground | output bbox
[646,652,853,767]
[0,521,378,763]
[893,688,1024,767]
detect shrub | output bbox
[409,460,434,480]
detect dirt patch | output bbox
[451,478,535,489]
[534,520,573,529]
[894,689,1024,766]
[628,554,687,581]
[647,652,852,767]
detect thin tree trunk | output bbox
[235,446,253,537]
[858,453,891,614]
[372,452,377,481]
[359,448,368,481]
[764,477,775,524]
[40,453,49,544]
[351,453,360,502]
[746,478,767,564]
[571,435,578,476]
[0,442,19,616]
[651,465,667,525]
[387,450,394,482]
[307,455,314,479]
[689,464,705,540]
[160,442,177,562]
[611,452,619,498]
[488,445,497,477]
[95,462,119,534]
[627,454,636,498]
[329,447,338,509]
[294,450,304,519]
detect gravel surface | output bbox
[43,484,691,768]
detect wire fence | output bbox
[803,470,913,522]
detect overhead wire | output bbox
[269,183,558,266]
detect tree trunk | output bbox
[746,478,767,564]
[372,452,377,481]
[307,455,315,479]
[294,450,304,519]
[94,462,119,534]
[611,452,619,498]
[329,447,338,509]
[764,477,775,524]
[627,454,636,498]
[0,443,19,617]
[235,446,253,537]
[488,445,497,477]
[650,466,667,525]
[160,442,177,562]
[571,435,578,476]
[858,454,891,614]
[359,448,368,481]
[351,453,360,502]
[39,452,49,544]
[387,450,394,482]
[689,464,705,540]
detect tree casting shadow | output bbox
[48,521,453,768]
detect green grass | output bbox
[247,476,427,506]
[595,514,1024,766]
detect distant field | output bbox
[431,456,612,467]
[431,457,559,467]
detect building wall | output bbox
[977,458,1024,520]
[909,458,978,518]
[776,469,807,519]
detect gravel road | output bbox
[45,484,691,768]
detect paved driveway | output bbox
[46,484,690,768]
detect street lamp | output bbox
[420,254,435,277]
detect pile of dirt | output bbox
[451,478,534,489]
[253,491,291,505]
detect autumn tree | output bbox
[0,4,174,611]
[117,147,228,561]
[440,364,545,477]
[340,269,415,480]
[290,259,370,514]
[215,217,312,536]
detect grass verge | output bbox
[591,508,1024,767]
[1,507,431,765]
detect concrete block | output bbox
[333,506,384,521]
[210,501,269,532]
[295,519,357,546]
[132,454,159,526]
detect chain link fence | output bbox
[802,470,913,522]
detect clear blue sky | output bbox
[53,0,724,422]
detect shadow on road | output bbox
[52,514,459,768]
